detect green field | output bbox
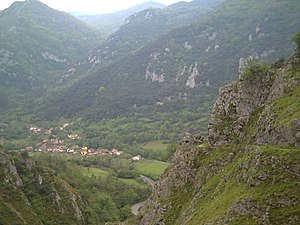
[142,141,169,151]
[82,166,150,188]
[81,167,109,178]
[138,140,173,161]
[135,160,170,180]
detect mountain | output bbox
[75,1,166,35]
[134,42,300,225]
[0,0,100,112]
[63,0,226,81]
[0,147,87,224]
[38,0,300,144]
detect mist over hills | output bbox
[75,1,166,35]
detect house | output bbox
[88,149,94,153]
[111,149,122,156]
[94,149,110,155]
[81,146,88,156]
[44,128,53,135]
[68,133,79,140]
[50,139,64,144]
[30,127,42,134]
[25,146,33,151]
[132,155,142,161]
[30,127,37,132]
[71,145,80,150]
[60,123,70,131]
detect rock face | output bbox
[135,49,300,225]
[0,150,87,225]
[136,137,205,225]
[208,49,300,146]
[136,140,300,225]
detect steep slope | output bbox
[135,45,300,225]
[0,0,99,111]
[40,0,300,142]
[0,147,87,224]
[208,49,300,147]
[76,1,166,35]
[57,0,226,84]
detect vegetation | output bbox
[0,0,300,223]
[155,144,300,225]
[272,69,300,126]
[1,150,164,224]
[32,0,300,148]
[135,160,170,180]
[240,60,269,80]
[293,32,300,49]
[0,0,100,112]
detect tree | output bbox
[293,32,300,49]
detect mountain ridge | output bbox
[0,147,87,224]
[36,0,300,145]
[75,1,166,35]
[134,42,300,225]
[0,0,100,112]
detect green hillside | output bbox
[0,147,87,224]
[0,0,100,111]
[76,1,166,35]
[37,0,300,145]
[135,36,300,225]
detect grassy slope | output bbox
[161,144,300,225]
[135,160,170,180]
[272,68,300,126]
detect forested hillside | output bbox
[36,0,300,146]
[0,0,100,112]
[135,36,300,225]
[76,1,166,35]
[0,145,152,224]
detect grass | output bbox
[272,69,300,126]
[81,167,109,178]
[135,160,170,180]
[119,178,149,188]
[81,165,150,188]
[142,141,169,151]
[156,144,300,225]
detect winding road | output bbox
[131,175,155,215]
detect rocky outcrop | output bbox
[135,48,300,225]
[208,50,300,146]
[0,150,87,225]
[136,137,300,225]
[136,135,205,225]
[0,151,23,187]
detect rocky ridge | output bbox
[208,49,300,147]
[0,149,87,225]
[134,49,300,224]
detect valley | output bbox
[0,0,300,224]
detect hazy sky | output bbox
[0,0,190,14]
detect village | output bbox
[26,123,142,161]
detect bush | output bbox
[293,32,300,49]
[240,60,269,80]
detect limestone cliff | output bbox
[0,148,87,225]
[134,50,300,224]
[208,49,300,147]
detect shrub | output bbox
[240,60,269,80]
[293,32,300,49]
